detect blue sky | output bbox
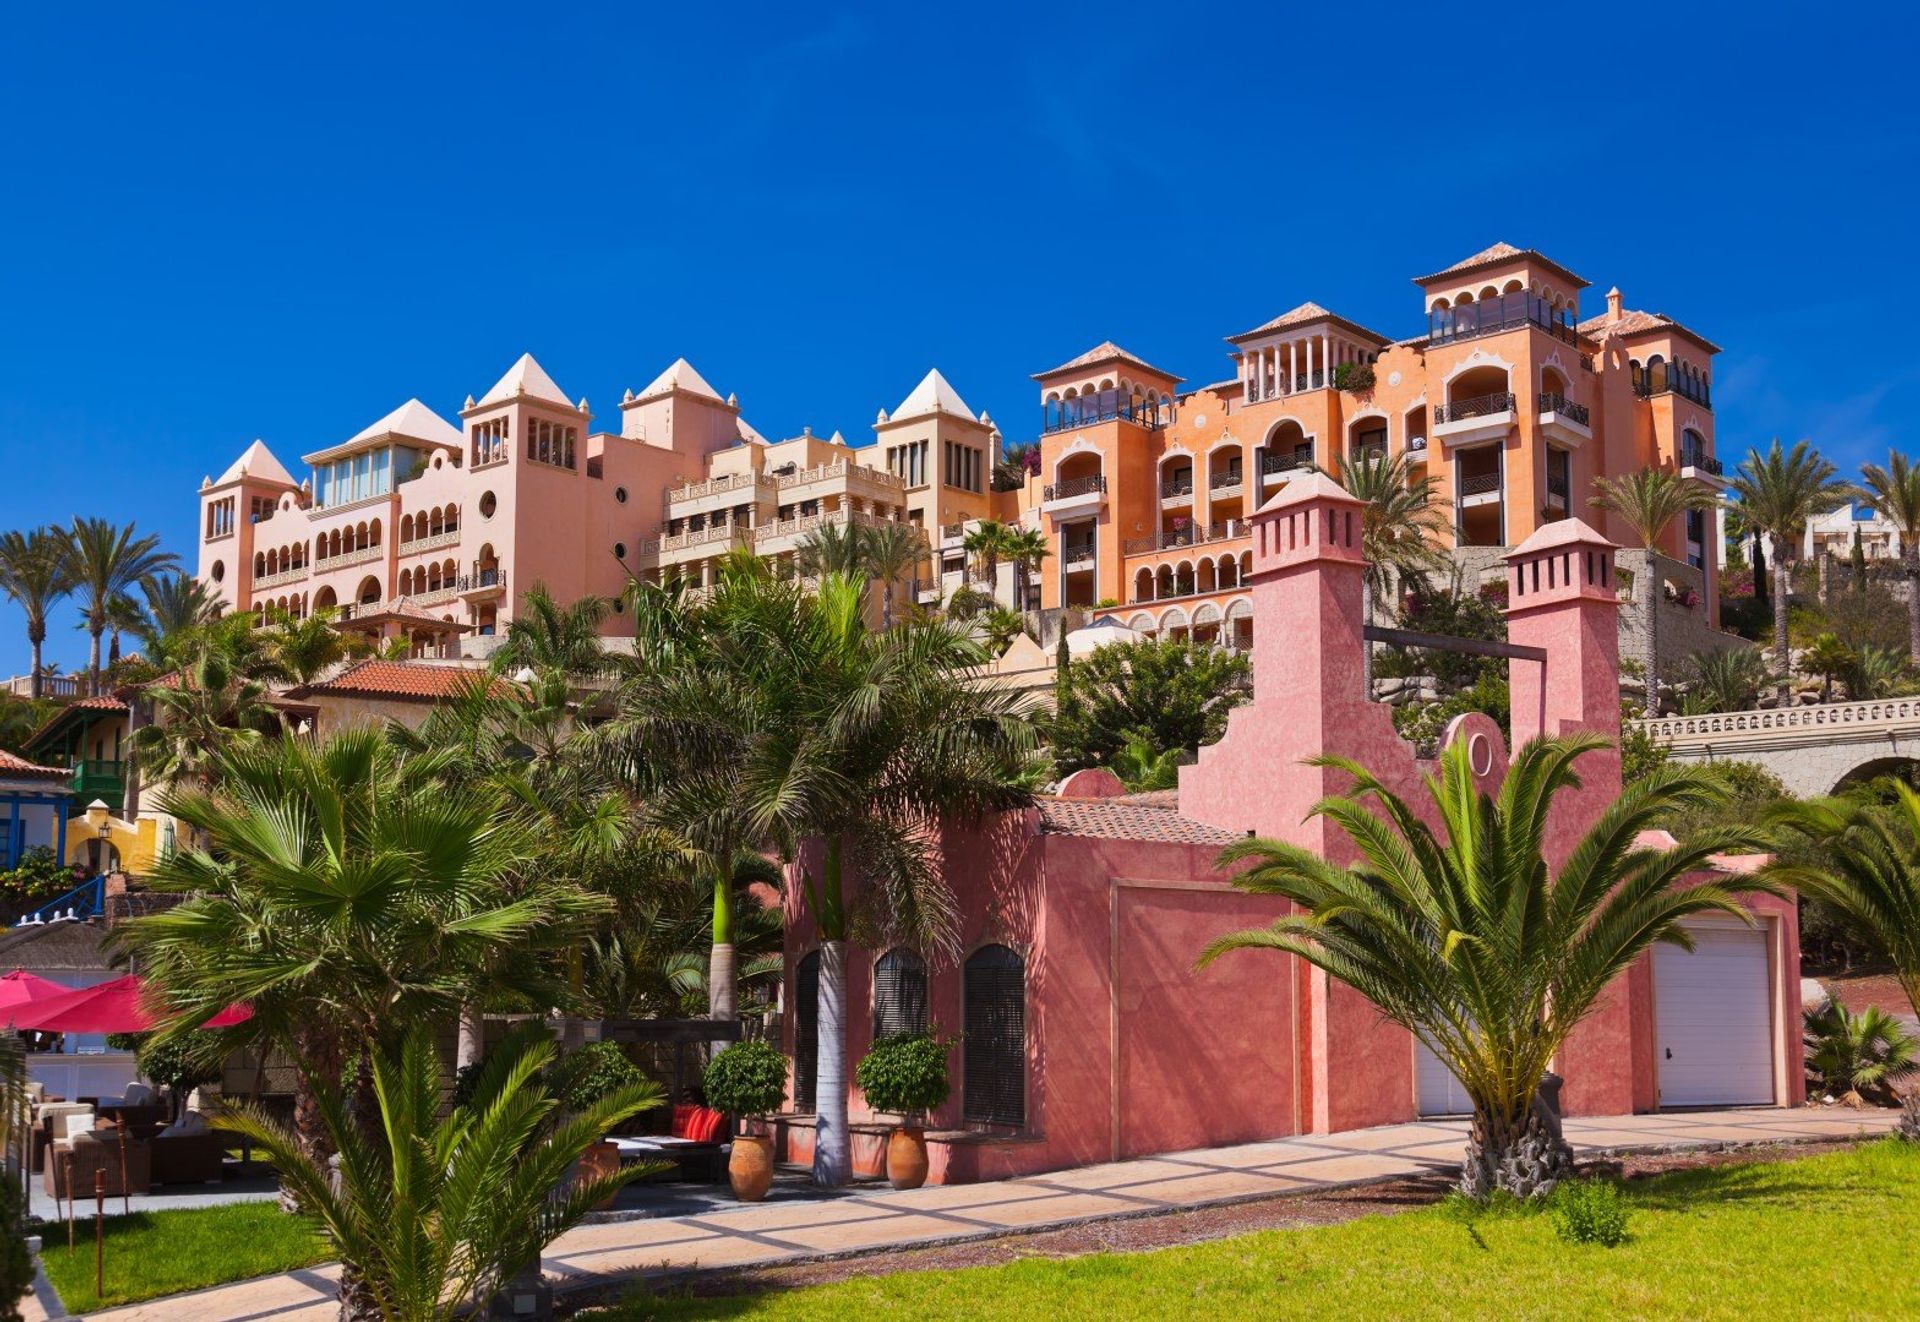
[2,2,1916,675]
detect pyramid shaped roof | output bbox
[1413,242,1589,289]
[215,440,299,488]
[635,358,724,403]
[477,353,572,409]
[1228,302,1391,346]
[347,399,463,450]
[1035,341,1179,382]
[891,369,976,422]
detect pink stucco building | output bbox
[779,477,1798,1183]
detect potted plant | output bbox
[549,1042,654,1204]
[854,1032,952,1190]
[703,1040,789,1202]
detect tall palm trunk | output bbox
[709,862,737,1053]
[1774,555,1794,705]
[288,1025,343,1214]
[1460,1095,1572,1200]
[456,1004,485,1072]
[87,618,104,697]
[27,622,44,701]
[1906,548,1920,666]
[810,837,852,1186]
[1642,552,1660,716]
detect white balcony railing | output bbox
[253,565,310,590]
[399,529,461,556]
[313,544,382,572]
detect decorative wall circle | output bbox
[1387,370,1403,387]
[1468,731,1494,776]
[479,491,497,519]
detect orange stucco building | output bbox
[1022,243,1725,646]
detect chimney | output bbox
[1606,286,1623,324]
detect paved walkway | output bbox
[66,1107,1901,1321]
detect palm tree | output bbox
[1800,632,1857,704]
[1857,450,1920,665]
[0,527,77,699]
[1725,441,1855,703]
[118,729,605,1181]
[217,1023,662,1321]
[1680,647,1770,714]
[489,583,610,681]
[999,525,1051,614]
[1200,735,1768,1198]
[992,439,1038,493]
[795,519,870,580]
[138,572,222,663]
[963,519,1013,593]
[1331,449,1449,694]
[1845,644,1910,701]
[66,518,177,695]
[102,592,150,668]
[263,605,349,684]
[1767,786,1920,1021]
[861,521,927,630]
[130,619,285,797]
[1590,468,1721,715]
[1802,1000,1918,1107]
[1112,736,1182,791]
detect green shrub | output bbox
[703,1040,789,1118]
[0,1171,29,1322]
[549,1042,650,1114]
[1551,1178,1629,1246]
[855,1033,951,1118]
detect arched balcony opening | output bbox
[1133,567,1154,603]
[355,576,381,606]
[1349,416,1388,464]
[1196,558,1217,595]
[1155,564,1174,599]
[1258,420,1314,491]
[1047,450,1105,505]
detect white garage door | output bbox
[1416,1037,1472,1117]
[1654,922,1774,1107]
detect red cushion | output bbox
[684,1107,727,1143]
[670,1103,697,1139]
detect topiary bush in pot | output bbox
[855,1032,952,1189]
[704,1040,790,1202]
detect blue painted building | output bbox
[0,750,72,871]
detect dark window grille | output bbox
[794,949,820,1112]
[963,944,1027,1127]
[872,949,929,1041]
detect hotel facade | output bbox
[195,242,1724,655]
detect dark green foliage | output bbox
[0,846,81,923]
[853,1032,951,1117]
[1803,1001,1918,1105]
[1657,760,1789,845]
[1373,583,1508,688]
[0,1172,29,1322]
[549,1041,651,1114]
[1333,361,1376,393]
[1048,638,1250,774]
[1392,674,1510,756]
[1551,1179,1630,1247]
[703,1039,789,1118]
[1679,647,1771,714]
[1619,727,1671,785]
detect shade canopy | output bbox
[7,974,252,1034]
[0,969,69,1020]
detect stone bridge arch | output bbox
[1631,697,1920,798]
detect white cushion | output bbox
[158,1112,210,1138]
[121,1083,155,1105]
[57,1112,96,1141]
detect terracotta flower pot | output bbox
[729,1133,774,1202]
[886,1125,929,1190]
[574,1138,623,1210]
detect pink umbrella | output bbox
[9,974,252,1034]
[0,969,69,1013]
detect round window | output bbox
[613,542,627,559]
[615,486,629,504]
[210,560,226,583]
[611,597,626,614]
[479,491,497,519]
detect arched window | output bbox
[872,948,929,1041]
[963,944,1026,1127]
[794,949,821,1112]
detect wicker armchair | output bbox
[44,1133,152,1199]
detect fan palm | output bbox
[999,525,1051,614]
[217,1023,662,1322]
[1802,1000,1918,1107]
[1766,787,1920,1020]
[263,605,350,684]
[1845,644,1910,701]
[1112,736,1182,792]
[488,583,610,681]
[66,517,177,695]
[1590,468,1722,715]
[1200,734,1769,1198]
[115,729,606,1182]
[1332,449,1449,693]
[0,527,77,700]
[1800,632,1858,704]
[1680,646,1770,714]
[138,572,222,665]
[1857,450,1920,665]
[1725,441,1855,702]
[130,618,284,797]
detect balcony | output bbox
[1433,392,1516,447]
[69,759,125,804]
[1122,520,1251,555]
[458,566,506,600]
[1042,389,1172,435]
[1260,446,1315,480]
[1457,469,1503,507]
[665,471,774,510]
[1159,474,1195,508]
[775,459,907,496]
[1538,391,1592,448]
[1546,468,1571,510]
[1681,444,1727,486]
[253,564,309,590]
[1062,542,1098,571]
[399,529,462,557]
[313,544,383,572]
[1428,291,1580,348]
[1209,468,1245,498]
[1042,473,1107,516]
[1635,373,1712,409]
[1406,434,1430,463]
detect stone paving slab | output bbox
[84,1107,1902,1322]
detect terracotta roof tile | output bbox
[1037,797,1241,846]
[1034,341,1180,383]
[1414,242,1589,289]
[1228,302,1391,346]
[0,749,68,780]
[291,660,506,702]
[1577,308,1722,354]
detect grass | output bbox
[39,1199,329,1313]
[600,1142,1920,1321]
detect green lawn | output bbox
[603,1142,1920,1321]
[39,1199,329,1313]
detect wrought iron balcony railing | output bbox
[1434,392,1516,425]
[1043,474,1107,502]
[1539,392,1591,426]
